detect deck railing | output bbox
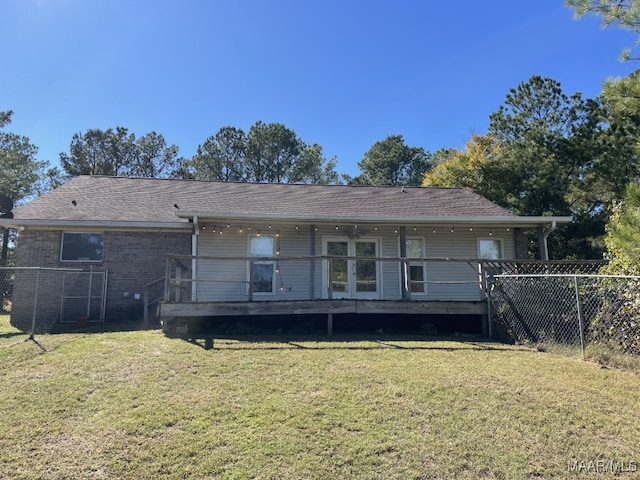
[162,255,604,305]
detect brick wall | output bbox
[13,229,192,322]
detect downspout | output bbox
[541,220,557,261]
[192,216,199,302]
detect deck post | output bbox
[327,258,333,300]
[309,225,316,299]
[327,312,333,336]
[248,260,254,301]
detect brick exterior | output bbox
[14,229,192,322]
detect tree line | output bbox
[3,1,640,265]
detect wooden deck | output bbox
[160,299,488,337]
[160,299,487,318]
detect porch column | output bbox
[309,224,316,299]
[399,226,410,300]
[537,226,549,261]
[191,215,199,302]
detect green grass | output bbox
[1,330,639,479]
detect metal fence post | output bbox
[86,266,93,318]
[29,268,40,340]
[574,274,586,359]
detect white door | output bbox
[324,238,380,299]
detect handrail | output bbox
[161,254,607,306]
[143,275,168,325]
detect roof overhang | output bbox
[0,219,192,231]
[0,214,572,231]
[176,211,572,228]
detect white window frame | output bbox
[477,238,503,259]
[322,236,382,300]
[247,235,276,295]
[60,232,104,263]
[400,236,427,296]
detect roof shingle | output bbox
[13,176,514,224]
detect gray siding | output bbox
[195,222,515,302]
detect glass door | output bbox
[354,240,378,299]
[327,240,350,299]
[324,238,380,299]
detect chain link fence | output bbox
[0,267,107,349]
[489,273,640,358]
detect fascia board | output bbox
[0,219,192,231]
[175,211,572,226]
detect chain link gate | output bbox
[1,267,108,348]
[60,268,108,323]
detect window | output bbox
[405,237,426,293]
[60,233,104,262]
[478,239,502,259]
[249,236,275,294]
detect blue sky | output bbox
[1,0,638,177]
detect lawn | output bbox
[0,326,639,479]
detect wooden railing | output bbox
[142,275,166,325]
[162,254,493,304]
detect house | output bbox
[1,176,571,334]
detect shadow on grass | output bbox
[173,333,519,352]
[49,320,158,335]
[0,331,30,340]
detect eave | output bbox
[0,219,192,231]
[175,211,572,228]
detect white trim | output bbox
[399,236,428,297]
[0,219,191,230]
[477,237,503,260]
[247,235,276,296]
[322,236,381,300]
[175,211,573,227]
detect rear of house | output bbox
[1,176,571,333]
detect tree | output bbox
[60,127,180,178]
[487,76,598,213]
[61,129,116,176]
[132,132,180,178]
[604,183,640,273]
[422,134,504,196]
[289,143,341,184]
[0,131,49,264]
[351,135,432,186]
[0,110,12,128]
[245,121,303,183]
[182,126,247,181]
[566,1,640,258]
[176,122,341,184]
[566,0,640,60]
[488,76,609,258]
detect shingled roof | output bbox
[5,176,569,228]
